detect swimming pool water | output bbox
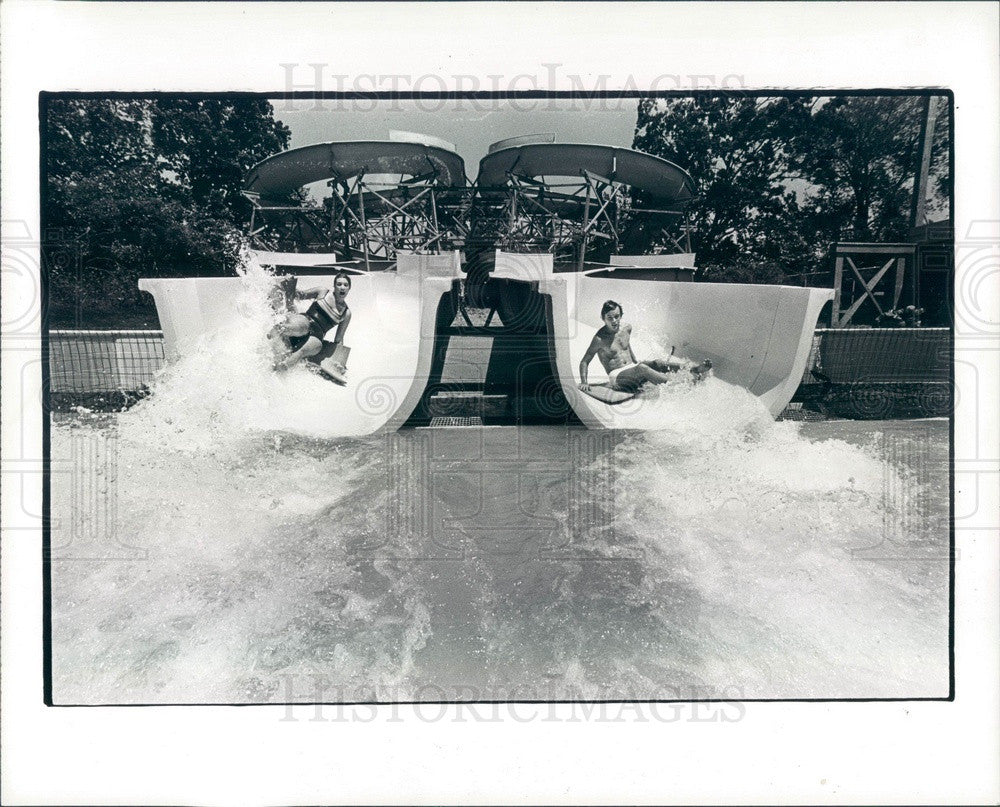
[47,256,950,703]
[49,412,950,704]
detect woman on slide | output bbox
[578,300,712,393]
[297,270,352,345]
[270,271,353,381]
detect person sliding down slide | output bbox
[269,313,321,370]
[578,299,712,393]
[268,271,353,384]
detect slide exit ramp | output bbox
[139,271,458,435]
[139,258,831,434]
[541,274,833,428]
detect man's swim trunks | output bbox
[607,362,639,390]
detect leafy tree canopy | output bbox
[45,97,290,325]
[633,94,950,283]
[790,95,922,243]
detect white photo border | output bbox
[2,2,998,805]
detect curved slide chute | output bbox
[541,273,833,427]
[139,265,830,434]
[139,273,456,435]
[244,140,466,199]
[477,142,696,205]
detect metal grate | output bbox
[428,416,483,427]
[777,403,830,422]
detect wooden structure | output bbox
[830,242,917,328]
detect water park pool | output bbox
[49,408,950,705]
[47,255,950,704]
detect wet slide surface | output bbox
[545,275,832,428]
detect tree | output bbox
[44,97,290,325]
[633,95,815,280]
[45,99,160,226]
[633,93,951,284]
[791,95,926,243]
[150,98,291,220]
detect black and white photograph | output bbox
[44,90,954,705]
[2,3,998,805]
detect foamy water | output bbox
[119,253,401,453]
[49,260,950,703]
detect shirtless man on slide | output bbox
[578,300,712,393]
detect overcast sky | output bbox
[271,96,641,181]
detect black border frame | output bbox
[39,88,956,707]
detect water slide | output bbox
[243,140,466,199]
[138,136,830,433]
[140,261,829,433]
[542,271,833,426]
[483,250,832,423]
[476,142,697,205]
[139,262,459,435]
[473,141,832,424]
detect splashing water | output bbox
[119,251,387,454]
[49,264,949,704]
[601,387,948,698]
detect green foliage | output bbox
[633,94,951,284]
[790,96,924,243]
[44,97,290,325]
[696,257,788,285]
[150,98,292,219]
[634,95,815,276]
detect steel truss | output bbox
[467,171,692,267]
[246,170,468,270]
[245,156,694,269]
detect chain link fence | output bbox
[47,327,952,418]
[48,330,164,411]
[793,327,952,419]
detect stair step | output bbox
[428,416,483,427]
[428,392,508,417]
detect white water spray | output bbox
[49,252,949,703]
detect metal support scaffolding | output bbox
[243,139,471,268]
[467,170,691,265]
[243,139,699,270]
[245,174,467,268]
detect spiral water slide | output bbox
[140,138,468,435]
